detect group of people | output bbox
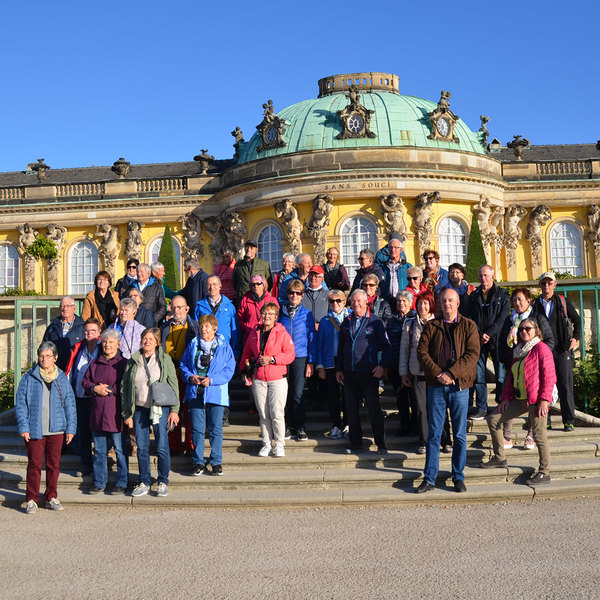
[14,234,583,512]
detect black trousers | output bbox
[554,350,575,425]
[325,368,345,429]
[344,371,385,450]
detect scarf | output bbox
[250,291,266,303]
[512,336,540,360]
[39,364,59,383]
[366,294,377,312]
[95,288,117,326]
[387,261,400,298]
[323,262,339,273]
[507,307,532,348]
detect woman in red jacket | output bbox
[236,275,279,347]
[240,302,295,458]
[482,318,557,484]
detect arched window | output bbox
[550,222,584,276]
[439,217,467,268]
[69,241,98,295]
[149,236,181,270]
[257,224,283,272]
[0,245,19,292]
[340,216,378,281]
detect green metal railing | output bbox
[13,297,84,401]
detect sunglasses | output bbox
[288,291,303,296]
[363,283,377,288]
[329,299,344,304]
[518,326,534,333]
[408,276,420,280]
[425,256,436,261]
[251,282,264,286]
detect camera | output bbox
[199,354,211,368]
[242,357,256,377]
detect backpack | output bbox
[557,294,574,338]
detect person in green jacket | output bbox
[232,240,273,300]
[121,327,179,498]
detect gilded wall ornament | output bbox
[275,199,303,256]
[414,191,441,253]
[125,220,145,261]
[428,92,460,143]
[336,85,376,140]
[504,205,528,269]
[256,100,287,152]
[380,194,407,240]
[526,205,552,270]
[307,194,333,264]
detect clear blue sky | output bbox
[0,0,598,172]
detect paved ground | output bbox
[3,497,600,599]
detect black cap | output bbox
[245,240,258,248]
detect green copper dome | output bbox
[236,74,486,164]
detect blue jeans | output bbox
[188,397,225,467]
[424,385,469,484]
[285,357,307,430]
[134,406,171,486]
[472,347,505,413]
[92,431,128,489]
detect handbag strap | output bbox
[141,354,155,386]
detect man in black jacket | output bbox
[42,296,85,371]
[532,272,582,431]
[129,263,167,326]
[178,257,209,317]
[466,265,511,419]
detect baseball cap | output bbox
[539,271,556,283]
[244,240,258,248]
[309,265,325,275]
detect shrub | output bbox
[573,350,600,418]
[0,370,14,412]
[158,224,181,291]
[465,213,487,283]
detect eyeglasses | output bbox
[61,304,75,309]
[518,326,534,333]
[288,291,303,296]
[425,256,436,261]
[251,282,264,286]
[127,265,137,270]
[358,256,368,261]
[330,299,344,304]
[408,276,420,280]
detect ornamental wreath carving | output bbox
[336,85,376,140]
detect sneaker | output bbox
[529,472,551,485]
[132,482,150,497]
[157,482,168,497]
[417,445,426,455]
[325,426,342,439]
[211,464,223,476]
[45,497,64,511]
[273,442,285,457]
[222,417,231,427]
[111,486,126,495]
[296,428,308,441]
[87,486,104,495]
[481,456,508,468]
[503,439,513,449]
[192,464,207,476]
[284,427,296,440]
[470,410,486,420]
[258,444,271,457]
[546,419,552,430]
[441,445,452,454]
[342,425,350,439]
[564,423,575,432]
[524,435,536,450]
[25,500,37,514]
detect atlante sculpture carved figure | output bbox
[380,194,407,240]
[504,205,528,268]
[275,199,303,256]
[124,220,144,261]
[308,194,333,264]
[414,191,441,252]
[178,213,203,260]
[526,206,552,269]
[587,204,600,261]
[95,224,119,280]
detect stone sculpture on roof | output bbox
[256,99,287,152]
[193,150,215,175]
[112,158,131,178]
[507,135,530,160]
[336,84,376,140]
[125,220,145,261]
[29,158,50,183]
[428,91,460,143]
[308,194,333,264]
[380,194,407,240]
[231,126,244,159]
[414,191,441,253]
[275,199,303,256]
[479,115,490,148]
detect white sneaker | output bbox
[45,497,63,511]
[342,425,350,439]
[503,439,513,449]
[258,444,271,457]
[273,442,285,457]
[132,482,150,497]
[157,482,168,497]
[326,426,342,439]
[25,499,37,514]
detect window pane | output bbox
[0,245,19,292]
[257,225,282,272]
[340,217,378,281]
[550,222,583,276]
[70,241,98,295]
[150,237,181,270]
[439,218,467,269]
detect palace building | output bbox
[1,71,599,295]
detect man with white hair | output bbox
[151,261,177,300]
[129,262,167,326]
[42,296,85,371]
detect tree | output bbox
[25,235,57,294]
[157,225,180,291]
[465,213,487,283]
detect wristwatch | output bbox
[269,357,276,364]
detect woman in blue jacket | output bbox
[180,314,236,476]
[16,341,77,514]
[278,279,317,441]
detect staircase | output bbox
[2,383,599,508]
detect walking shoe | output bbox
[258,444,271,457]
[377,446,388,455]
[222,417,230,427]
[211,464,223,476]
[441,445,452,454]
[87,486,104,495]
[325,426,342,439]
[25,500,37,514]
[529,472,551,485]
[469,410,486,420]
[45,498,64,511]
[342,425,350,438]
[111,486,126,495]
[564,423,575,432]
[417,445,426,455]
[273,442,285,457]
[503,439,513,449]
[523,435,536,450]
[296,428,308,441]
[415,481,435,494]
[132,482,150,497]
[453,480,467,493]
[481,456,508,468]
[284,427,296,440]
[192,464,207,476]
[157,482,168,497]
[546,418,552,430]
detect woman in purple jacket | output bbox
[83,328,128,495]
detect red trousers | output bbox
[26,434,64,502]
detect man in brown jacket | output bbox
[416,288,480,493]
